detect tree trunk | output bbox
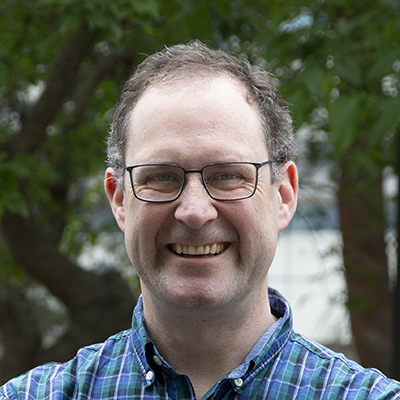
[0,282,42,384]
[0,211,137,385]
[338,149,392,375]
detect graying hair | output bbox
[107,40,296,188]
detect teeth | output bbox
[196,246,204,255]
[188,245,196,255]
[172,243,225,256]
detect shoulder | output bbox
[265,288,400,398]
[0,329,137,400]
[277,330,400,398]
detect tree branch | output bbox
[1,211,134,314]
[64,48,129,130]
[36,50,131,245]
[12,25,94,155]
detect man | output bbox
[1,41,399,399]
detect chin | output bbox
[166,287,236,311]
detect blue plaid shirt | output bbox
[1,288,399,399]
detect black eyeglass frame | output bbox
[124,160,276,203]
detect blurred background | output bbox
[0,0,399,385]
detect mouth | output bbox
[170,243,228,257]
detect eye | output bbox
[207,172,244,189]
[148,173,179,182]
[214,173,241,181]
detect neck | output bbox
[141,287,277,399]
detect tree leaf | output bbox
[368,96,400,144]
[329,94,364,155]
[334,55,363,87]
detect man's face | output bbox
[106,75,297,311]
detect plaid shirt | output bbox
[1,288,399,399]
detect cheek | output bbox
[122,201,149,255]
[234,194,279,251]
[249,186,279,221]
[258,187,279,225]
[123,202,171,251]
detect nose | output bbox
[174,174,218,229]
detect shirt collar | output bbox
[226,287,293,380]
[130,288,293,382]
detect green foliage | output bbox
[369,96,400,146]
[0,153,29,218]
[36,0,161,38]
[259,1,400,159]
[329,94,365,155]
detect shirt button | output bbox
[234,378,243,387]
[146,371,154,382]
[153,355,162,366]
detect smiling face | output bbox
[106,75,297,312]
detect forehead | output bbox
[126,75,268,164]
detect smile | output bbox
[171,243,226,256]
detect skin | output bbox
[105,75,298,398]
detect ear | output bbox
[277,161,298,232]
[105,167,126,233]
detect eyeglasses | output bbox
[124,160,276,203]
